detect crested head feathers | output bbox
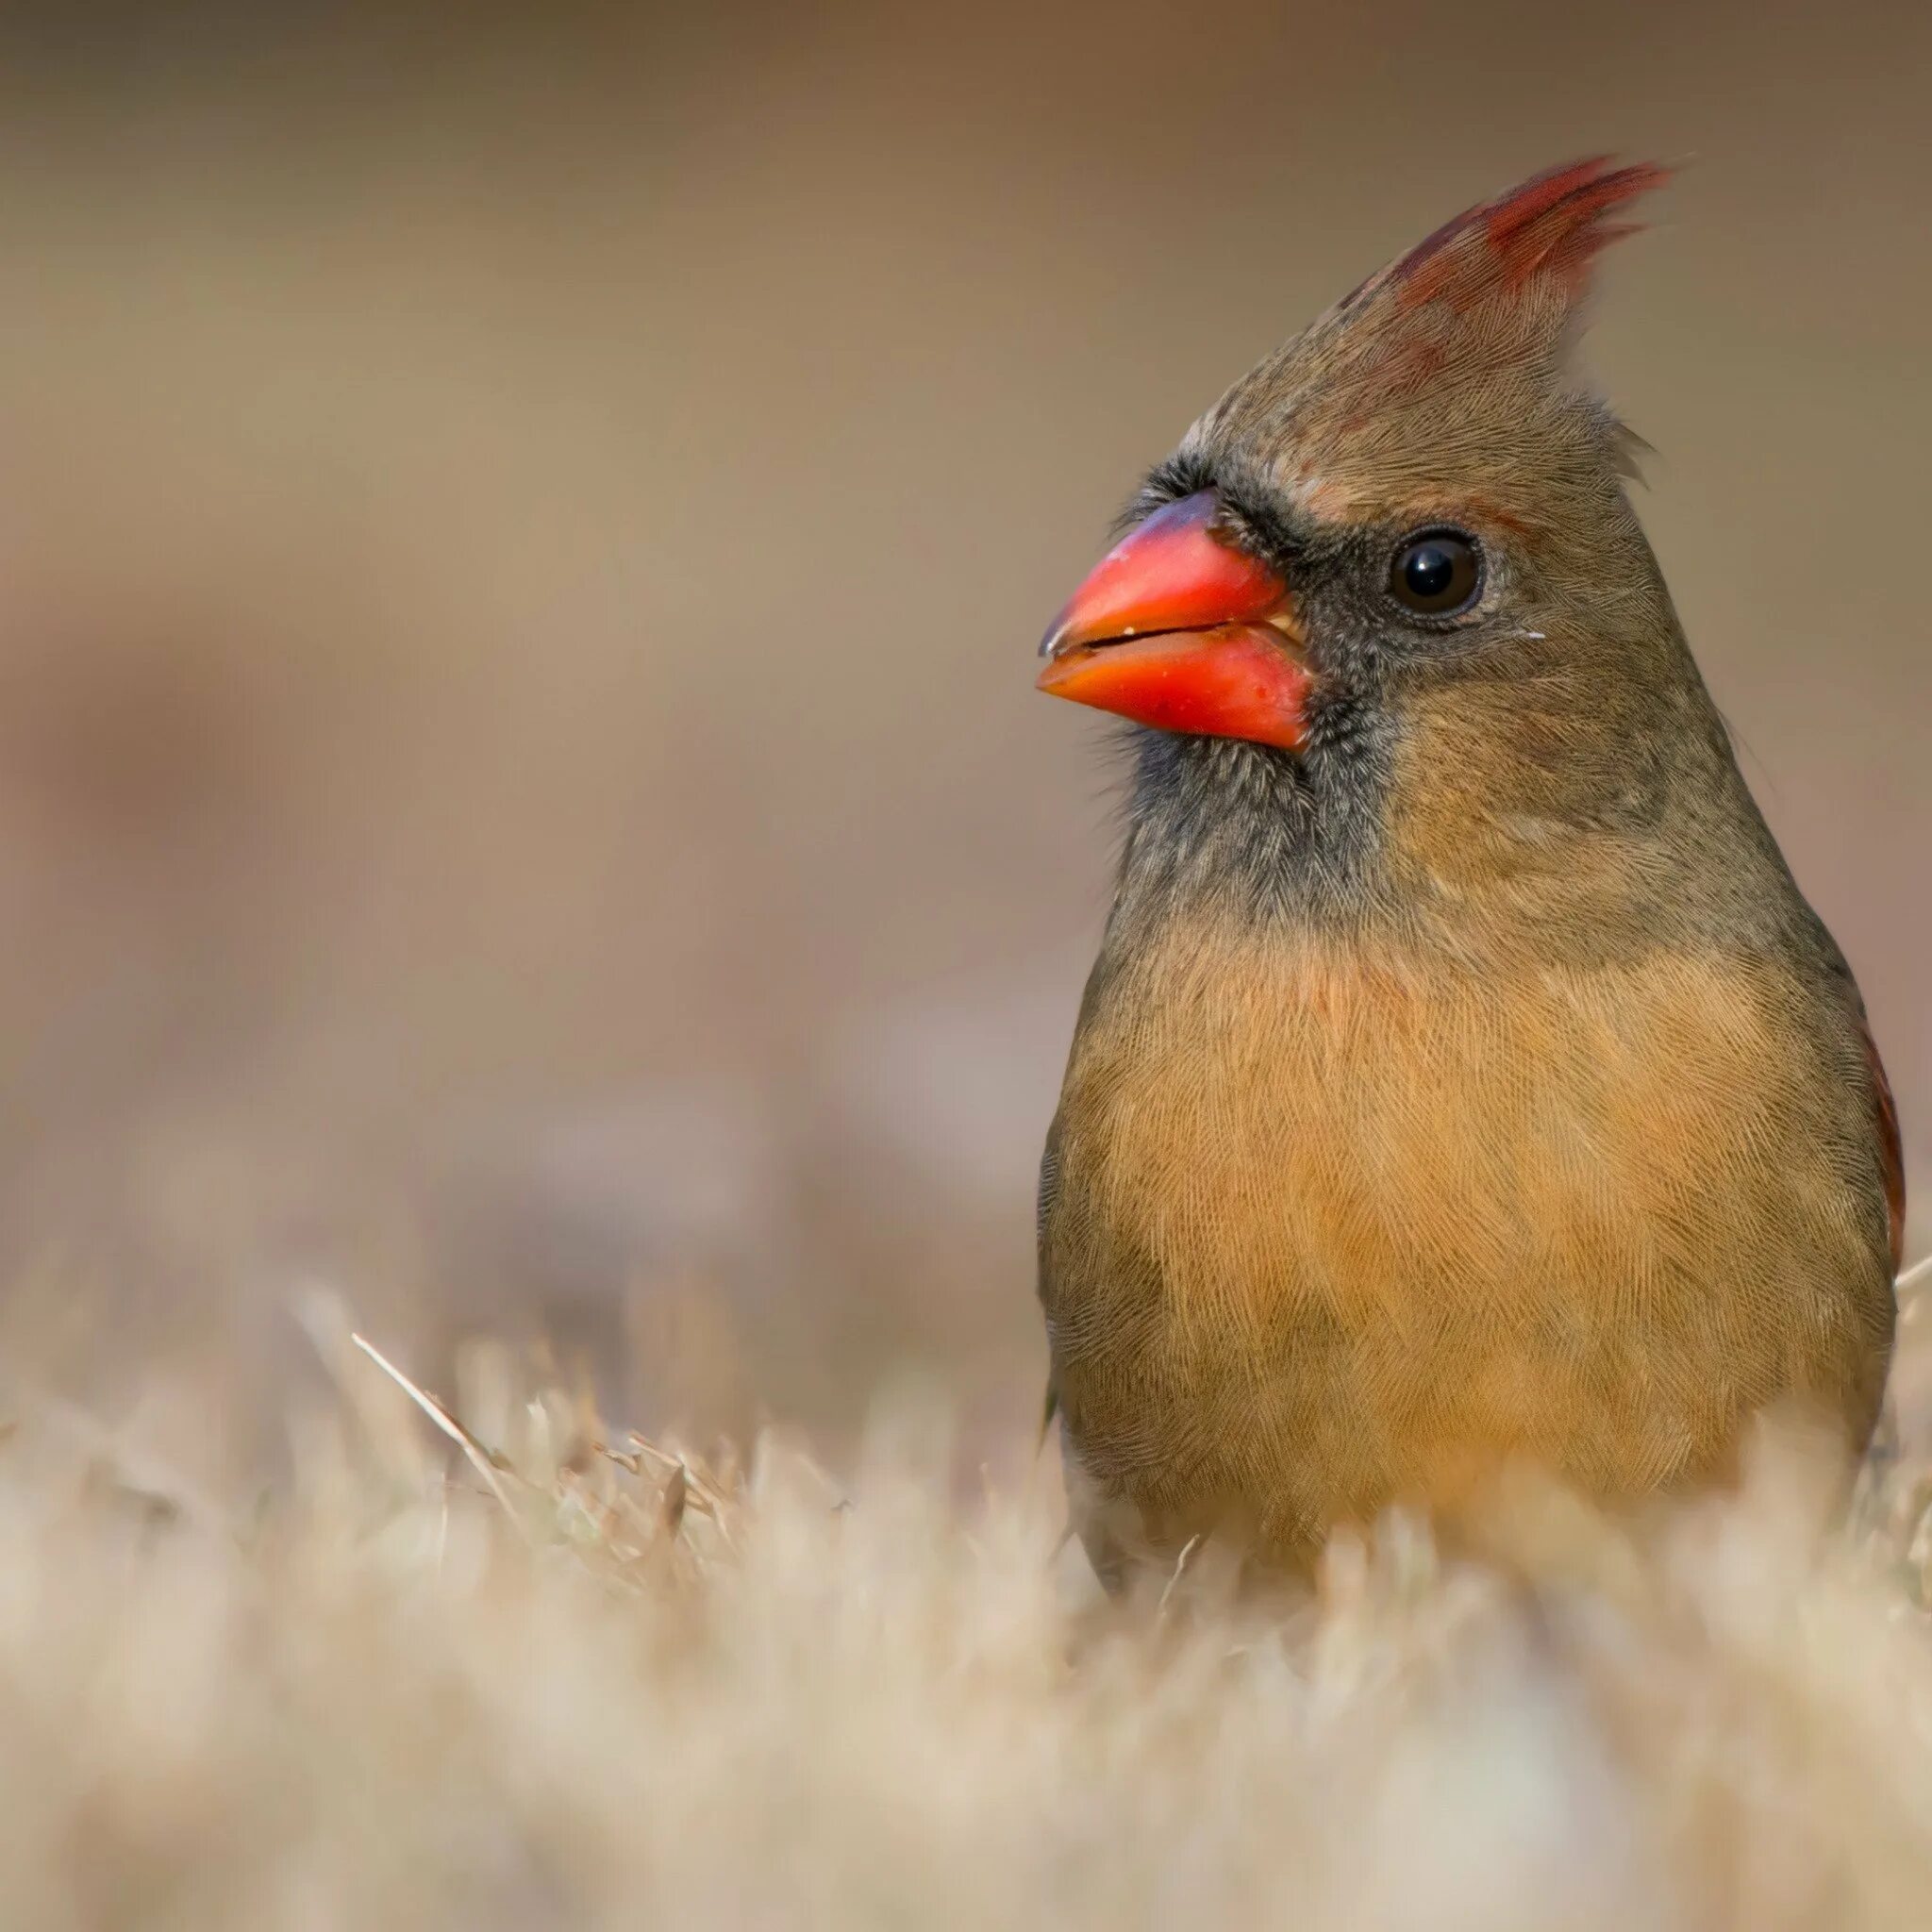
[1190,159,1673,514]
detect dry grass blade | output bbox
[657,1460,689,1541]
[592,1439,642,1476]
[629,1431,739,1547]
[1156,1532,1202,1623]
[350,1330,528,1533]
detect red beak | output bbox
[1036,491,1310,752]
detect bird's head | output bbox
[1038,159,1701,904]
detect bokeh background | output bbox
[0,0,1923,1483]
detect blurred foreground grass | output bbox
[4,1295,1932,1931]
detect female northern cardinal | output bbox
[1034,160,1902,1586]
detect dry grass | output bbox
[4,1291,1932,1932]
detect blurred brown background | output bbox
[0,0,1923,1476]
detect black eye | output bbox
[1388,529,1482,617]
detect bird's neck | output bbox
[1111,709,1775,975]
[1114,726,1387,937]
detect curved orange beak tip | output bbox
[1035,489,1310,752]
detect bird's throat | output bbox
[1118,724,1388,933]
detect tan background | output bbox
[0,1,1922,1473]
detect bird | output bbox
[1031,158,1902,1590]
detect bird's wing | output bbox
[1036,1119,1064,1453]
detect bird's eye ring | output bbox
[1387,528,1483,618]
